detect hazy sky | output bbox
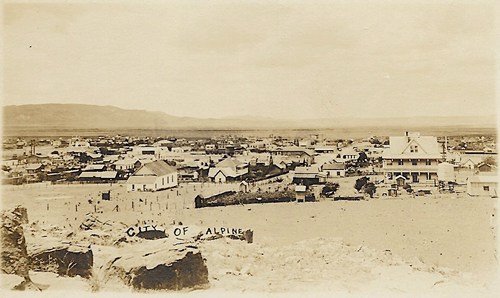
[2,0,496,119]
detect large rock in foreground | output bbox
[104,238,209,291]
[1,206,47,290]
[29,238,93,279]
[1,206,30,278]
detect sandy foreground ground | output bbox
[1,181,499,297]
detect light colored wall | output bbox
[467,182,498,196]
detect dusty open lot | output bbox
[2,182,497,277]
[1,177,498,297]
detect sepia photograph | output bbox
[1,0,498,297]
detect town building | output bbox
[292,166,326,186]
[314,146,337,154]
[321,162,346,177]
[82,164,106,172]
[466,176,498,197]
[78,171,118,182]
[477,162,495,173]
[295,185,307,202]
[337,148,359,161]
[126,160,178,191]
[208,157,248,183]
[382,132,442,185]
[130,145,171,161]
[113,158,141,171]
[270,147,315,165]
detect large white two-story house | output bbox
[382,132,442,186]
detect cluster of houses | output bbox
[2,131,497,197]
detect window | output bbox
[483,186,490,191]
[167,176,169,184]
[162,178,165,185]
[337,171,341,176]
[387,160,393,166]
[410,145,418,153]
[398,160,404,165]
[412,173,419,183]
[426,160,431,165]
[412,160,417,166]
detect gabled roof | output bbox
[137,160,176,176]
[477,162,493,168]
[208,166,247,178]
[216,158,245,169]
[383,135,441,158]
[460,158,476,165]
[208,168,227,178]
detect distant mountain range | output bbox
[3,104,497,130]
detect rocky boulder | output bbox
[29,238,93,279]
[1,205,46,290]
[104,238,209,291]
[1,206,30,277]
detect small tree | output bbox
[354,177,369,192]
[357,152,369,166]
[365,182,377,198]
[321,182,339,198]
[483,156,496,166]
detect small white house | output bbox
[295,185,307,201]
[321,163,346,177]
[208,158,248,183]
[171,147,184,153]
[210,170,229,183]
[126,160,177,192]
[114,158,140,171]
[466,176,498,197]
[460,159,476,170]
